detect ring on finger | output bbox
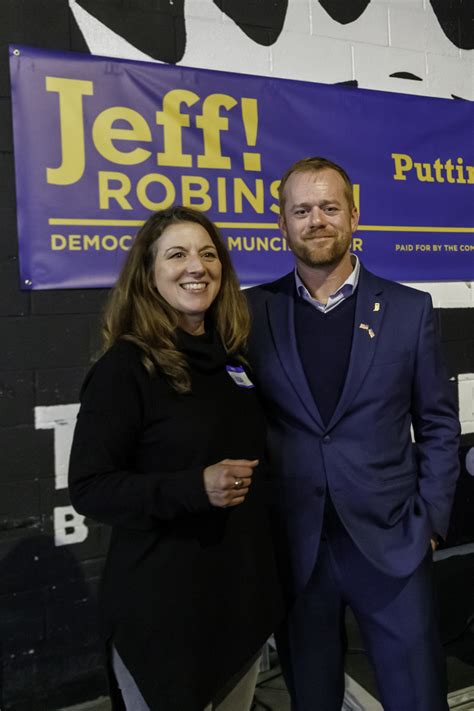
[233,478,244,490]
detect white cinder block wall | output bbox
[70,0,474,435]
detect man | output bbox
[246,157,460,711]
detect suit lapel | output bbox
[327,266,386,430]
[267,275,325,431]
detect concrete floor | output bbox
[254,661,292,711]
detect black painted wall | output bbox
[0,2,473,710]
[1,6,109,709]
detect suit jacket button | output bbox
[323,435,331,443]
[315,486,325,497]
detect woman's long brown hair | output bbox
[102,206,250,393]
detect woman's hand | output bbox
[203,459,258,508]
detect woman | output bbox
[68,206,283,711]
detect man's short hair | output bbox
[278,157,355,213]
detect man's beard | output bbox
[291,232,351,268]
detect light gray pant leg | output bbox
[113,644,260,711]
[112,645,151,711]
[204,655,261,711]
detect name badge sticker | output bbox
[226,365,255,388]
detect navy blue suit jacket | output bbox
[247,265,460,599]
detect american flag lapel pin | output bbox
[359,323,375,338]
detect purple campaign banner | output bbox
[9,45,474,290]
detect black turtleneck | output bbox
[176,326,229,374]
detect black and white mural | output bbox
[68,0,473,96]
[0,1,473,708]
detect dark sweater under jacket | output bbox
[68,332,283,711]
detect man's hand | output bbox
[203,459,258,508]
[431,537,438,551]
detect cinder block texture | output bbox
[272,32,353,82]
[311,0,389,46]
[0,370,35,426]
[352,43,427,93]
